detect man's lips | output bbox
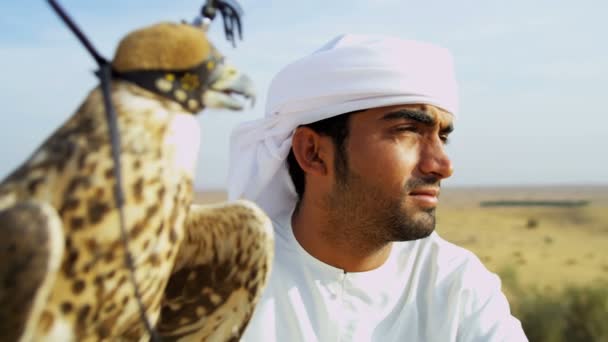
[408,188,440,207]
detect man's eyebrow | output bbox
[381,109,435,125]
[381,109,454,133]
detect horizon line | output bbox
[195,182,608,193]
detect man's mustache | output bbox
[404,177,441,192]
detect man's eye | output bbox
[394,126,418,133]
[440,134,450,145]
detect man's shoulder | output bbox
[419,235,527,341]
[416,231,482,268]
[411,231,497,290]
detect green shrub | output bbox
[517,288,567,342]
[498,267,608,341]
[562,284,608,341]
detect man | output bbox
[228,34,528,341]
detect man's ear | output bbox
[291,127,331,176]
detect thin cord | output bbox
[46,1,160,340]
[99,64,162,342]
[47,0,107,66]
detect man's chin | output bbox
[392,210,436,241]
[413,225,435,239]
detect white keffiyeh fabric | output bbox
[227,34,459,223]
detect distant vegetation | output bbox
[480,200,590,208]
[499,266,608,342]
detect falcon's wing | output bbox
[0,201,65,342]
[156,200,273,341]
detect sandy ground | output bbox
[194,185,608,293]
[437,186,608,293]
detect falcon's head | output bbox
[112,22,254,113]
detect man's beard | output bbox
[324,165,439,249]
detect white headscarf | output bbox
[227,34,459,224]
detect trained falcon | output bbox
[0,14,273,342]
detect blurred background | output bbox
[1,0,607,340]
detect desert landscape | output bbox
[437,185,608,291]
[195,185,608,340]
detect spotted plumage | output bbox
[0,21,272,341]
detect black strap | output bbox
[113,54,223,113]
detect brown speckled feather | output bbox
[0,202,64,342]
[157,201,273,341]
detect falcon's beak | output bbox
[202,63,255,110]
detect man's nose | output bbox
[417,139,453,179]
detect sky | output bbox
[1,0,607,191]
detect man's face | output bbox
[325,104,454,243]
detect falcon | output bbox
[0,9,273,342]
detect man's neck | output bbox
[291,199,393,273]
